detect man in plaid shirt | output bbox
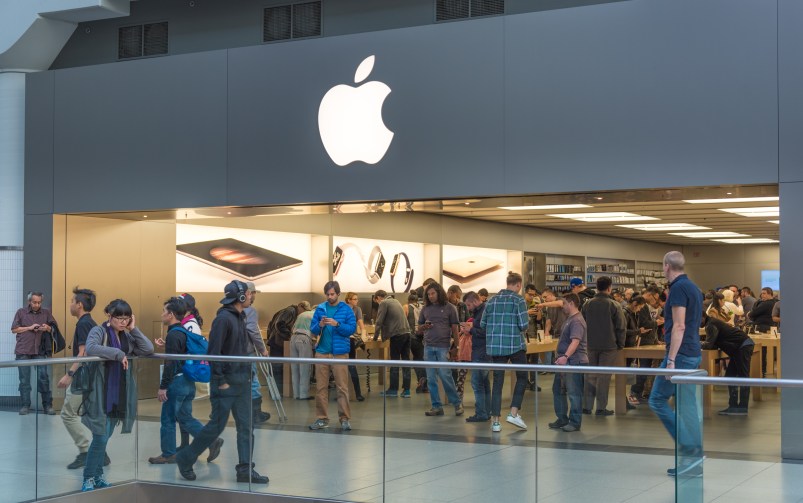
[481,272,530,432]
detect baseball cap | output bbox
[569,278,584,288]
[179,293,196,310]
[245,281,260,293]
[221,280,248,305]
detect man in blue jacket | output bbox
[309,281,357,432]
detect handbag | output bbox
[70,364,93,394]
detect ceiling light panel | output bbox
[669,232,751,238]
[546,212,659,222]
[769,220,780,224]
[498,204,592,211]
[616,223,711,231]
[711,238,780,244]
[718,207,779,217]
[683,196,779,204]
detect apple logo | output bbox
[318,55,394,166]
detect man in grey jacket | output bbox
[581,276,626,416]
[374,290,413,397]
[244,282,270,424]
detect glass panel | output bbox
[675,380,704,502]
[4,360,41,502]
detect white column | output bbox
[0,72,25,396]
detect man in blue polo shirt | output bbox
[648,251,703,477]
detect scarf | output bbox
[105,323,123,414]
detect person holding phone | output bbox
[81,299,154,491]
[11,291,57,415]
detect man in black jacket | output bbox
[748,287,777,332]
[176,280,268,485]
[581,276,626,416]
[702,317,754,415]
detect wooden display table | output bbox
[751,333,781,391]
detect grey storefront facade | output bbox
[22,0,803,457]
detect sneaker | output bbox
[94,476,111,489]
[548,420,568,430]
[719,407,748,416]
[237,469,269,484]
[465,415,489,423]
[148,454,176,464]
[81,478,95,492]
[400,390,411,398]
[424,408,444,416]
[67,452,87,469]
[379,390,398,397]
[356,395,365,402]
[561,424,580,432]
[506,413,527,430]
[19,407,29,415]
[491,421,502,432]
[177,458,197,481]
[454,404,465,416]
[596,409,614,416]
[44,406,56,415]
[667,457,705,477]
[206,438,224,463]
[308,419,329,430]
[341,420,352,431]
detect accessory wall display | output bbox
[442,245,509,292]
[333,237,424,293]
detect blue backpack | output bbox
[172,326,211,383]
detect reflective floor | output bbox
[3,372,799,503]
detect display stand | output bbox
[636,260,665,288]
[544,254,585,293]
[585,257,635,289]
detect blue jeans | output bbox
[176,380,253,468]
[160,375,204,457]
[83,417,118,480]
[251,363,261,400]
[16,355,51,408]
[424,346,460,409]
[470,359,491,419]
[552,369,584,428]
[490,350,528,417]
[649,354,703,455]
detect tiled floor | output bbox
[2,373,801,502]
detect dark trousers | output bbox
[348,342,362,396]
[410,334,426,382]
[16,354,51,408]
[726,343,754,409]
[388,334,411,392]
[630,358,654,396]
[490,350,528,417]
[583,349,618,411]
[176,381,254,471]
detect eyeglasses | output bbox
[112,316,131,323]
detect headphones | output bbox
[234,281,248,303]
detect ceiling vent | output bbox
[436,0,504,22]
[118,22,168,59]
[264,1,322,43]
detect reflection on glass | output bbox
[675,381,704,502]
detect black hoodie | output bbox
[208,304,251,385]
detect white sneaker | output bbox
[491,421,502,432]
[506,413,527,430]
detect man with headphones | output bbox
[11,291,57,415]
[176,280,269,485]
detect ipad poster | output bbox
[176,224,312,292]
[441,245,508,292]
[332,236,424,294]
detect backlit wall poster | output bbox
[332,237,424,294]
[441,245,508,293]
[176,224,312,293]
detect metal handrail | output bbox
[671,375,803,387]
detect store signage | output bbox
[318,55,394,166]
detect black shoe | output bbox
[465,415,489,423]
[596,409,614,416]
[67,452,87,469]
[177,458,196,481]
[626,402,636,411]
[253,411,270,424]
[206,438,224,463]
[104,454,111,466]
[548,420,568,429]
[237,469,269,484]
[582,409,592,415]
[356,395,365,402]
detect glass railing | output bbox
[2,354,722,502]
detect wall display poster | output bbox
[332,236,424,294]
[441,245,508,292]
[176,224,312,293]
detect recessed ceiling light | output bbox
[617,223,711,231]
[711,238,779,244]
[143,215,148,218]
[499,204,592,211]
[547,212,659,222]
[683,196,779,204]
[719,207,779,217]
[669,232,751,238]
[768,220,780,224]
[595,197,603,200]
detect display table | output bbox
[751,333,781,391]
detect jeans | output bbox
[490,350,528,417]
[388,334,411,393]
[251,364,261,400]
[176,381,253,467]
[290,334,314,399]
[630,358,654,397]
[552,369,585,428]
[83,417,118,480]
[424,346,460,409]
[470,358,491,419]
[160,375,204,457]
[16,355,51,408]
[649,354,703,455]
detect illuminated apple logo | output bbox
[318,55,394,166]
